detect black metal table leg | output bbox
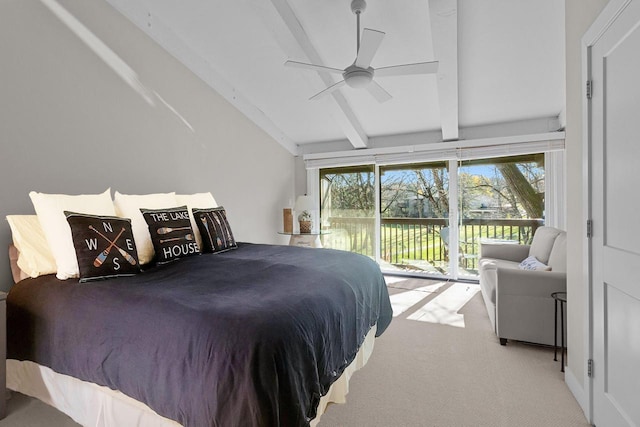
[551,291,566,372]
[554,298,558,361]
[560,298,565,373]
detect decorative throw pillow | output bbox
[29,188,116,280]
[141,206,200,263]
[192,207,237,253]
[518,256,551,271]
[65,212,140,282]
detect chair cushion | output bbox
[529,227,563,265]
[548,231,567,273]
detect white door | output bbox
[590,1,640,426]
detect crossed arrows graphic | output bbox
[89,225,137,267]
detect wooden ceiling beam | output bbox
[429,0,459,141]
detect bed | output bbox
[6,242,392,427]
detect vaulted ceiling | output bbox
[105,0,565,156]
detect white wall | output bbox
[564,0,608,410]
[0,0,294,290]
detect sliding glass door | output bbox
[457,154,545,277]
[317,152,548,279]
[379,162,450,275]
[319,166,375,257]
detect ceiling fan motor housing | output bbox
[343,65,374,88]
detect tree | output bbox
[321,170,375,216]
[414,168,449,217]
[459,155,544,219]
[321,155,544,221]
[497,163,544,218]
[380,173,407,216]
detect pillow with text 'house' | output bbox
[65,212,140,282]
[141,206,200,264]
[192,207,237,254]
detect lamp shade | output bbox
[294,195,315,212]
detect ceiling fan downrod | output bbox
[351,0,367,53]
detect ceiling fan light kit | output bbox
[285,0,438,102]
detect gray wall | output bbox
[0,0,294,290]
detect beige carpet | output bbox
[318,277,589,427]
[0,277,589,427]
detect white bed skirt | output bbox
[6,324,377,427]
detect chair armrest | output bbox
[496,268,566,297]
[479,243,530,263]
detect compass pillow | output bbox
[192,207,237,254]
[65,212,140,282]
[141,206,200,264]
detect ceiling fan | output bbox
[285,0,439,103]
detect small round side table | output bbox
[551,291,567,372]
[277,231,330,248]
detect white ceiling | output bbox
[105,0,565,156]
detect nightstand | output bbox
[277,231,329,248]
[0,291,6,419]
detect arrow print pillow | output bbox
[65,212,141,282]
[192,207,237,254]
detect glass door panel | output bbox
[458,154,545,277]
[319,166,375,258]
[379,162,449,275]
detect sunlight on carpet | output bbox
[407,282,480,328]
[388,282,447,317]
[385,275,481,328]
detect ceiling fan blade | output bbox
[284,60,343,74]
[355,28,385,69]
[309,80,346,101]
[366,80,392,103]
[375,61,439,77]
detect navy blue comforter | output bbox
[7,243,392,427]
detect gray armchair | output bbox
[478,226,566,346]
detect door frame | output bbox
[582,0,635,423]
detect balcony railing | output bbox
[323,217,543,275]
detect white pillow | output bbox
[6,215,57,278]
[175,192,218,250]
[113,192,177,265]
[518,256,551,271]
[29,189,116,280]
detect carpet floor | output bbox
[318,277,589,427]
[0,277,589,427]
